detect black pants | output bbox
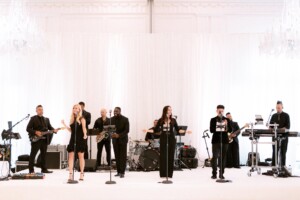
[272,137,288,166]
[226,141,240,168]
[212,143,228,175]
[29,139,48,172]
[160,134,176,178]
[113,140,127,174]
[97,139,111,166]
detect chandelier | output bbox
[0,0,45,55]
[259,0,300,57]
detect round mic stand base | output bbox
[105,180,116,184]
[216,179,231,183]
[162,179,173,184]
[67,179,78,184]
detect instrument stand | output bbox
[105,110,116,184]
[216,122,231,183]
[161,122,172,184]
[202,130,211,168]
[1,116,27,181]
[174,129,190,171]
[247,123,280,178]
[68,121,78,184]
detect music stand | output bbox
[88,129,101,136]
[174,126,190,170]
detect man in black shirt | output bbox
[225,112,240,168]
[144,120,160,141]
[94,108,111,167]
[210,105,232,179]
[111,107,130,178]
[26,105,58,174]
[79,101,91,159]
[270,101,290,166]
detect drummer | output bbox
[143,119,160,142]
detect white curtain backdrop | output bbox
[1,33,300,167]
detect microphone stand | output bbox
[216,117,231,183]
[202,130,211,168]
[162,118,172,184]
[106,110,116,184]
[68,115,78,184]
[3,115,29,180]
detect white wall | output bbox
[1,0,300,168]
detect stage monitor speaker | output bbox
[36,151,61,169]
[75,159,97,172]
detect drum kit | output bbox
[128,139,160,171]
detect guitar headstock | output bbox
[244,123,250,128]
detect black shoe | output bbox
[219,175,225,179]
[115,173,120,177]
[120,174,124,178]
[41,169,53,173]
[211,175,217,179]
[29,170,35,174]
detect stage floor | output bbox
[1,167,300,200]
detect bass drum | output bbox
[139,149,160,171]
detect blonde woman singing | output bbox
[62,104,87,181]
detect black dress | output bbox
[154,118,179,178]
[67,122,87,153]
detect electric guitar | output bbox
[228,123,249,143]
[30,127,64,143]
[96,131,109,143]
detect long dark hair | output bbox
[160,105,172,125]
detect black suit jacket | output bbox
[26,115,54,144]
[111,115,130,143]
[82,110,91,129]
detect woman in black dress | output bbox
[153,106,189,178]
[62,104,87,181]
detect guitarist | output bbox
[26,105,58,174]
[94,108,111,167]
[225,112,241,169]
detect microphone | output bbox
[173,115,177,119]
[26,114,30,119]
[206,132,210,138]
[266,109,274,126]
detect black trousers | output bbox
[226,141,240,168]
[159,134,176,178]
[97,139,111,166]
[212,143,228,175]
[113,140,127,174]
[272,137,288,166]
[29,139,48,172]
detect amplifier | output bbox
[179,146,197,158]
[181,158,198,168]
[15,161,29,172]
[45,152,61,169]
[47,145,67,161]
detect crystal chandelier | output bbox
[259,0,300,57]
[0,0,45,55]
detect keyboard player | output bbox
[270,101,290,167]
